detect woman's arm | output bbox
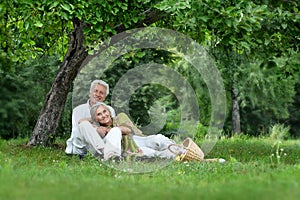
[96,125,131,138]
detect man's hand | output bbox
[118,125,132,135]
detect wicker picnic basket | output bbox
[168,138,204,162]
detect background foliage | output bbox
[0,0,299,139]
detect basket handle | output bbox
[168,144,186,155]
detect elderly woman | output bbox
[87,102,179,160]
[78,112,123,160]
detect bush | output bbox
[0,55,60,139]
[269,124,291,140]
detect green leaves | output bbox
[60,4,72,13]
[156,0,273,53]
[0,0,157,63]
[0,54,61,139]
[155,0,191,12]
[34,21,43,28]
[49,1,59,10]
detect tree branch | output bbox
[113,8,165,34]
[81,7,165,68]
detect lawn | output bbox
[0,137,299,200]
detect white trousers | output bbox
[76,121,122,159]
[133,134,177,159]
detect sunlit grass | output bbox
[0,137,300,200]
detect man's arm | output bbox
[78,117,93,124]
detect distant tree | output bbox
[155,0,300,135]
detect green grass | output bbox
[0,137,300,200]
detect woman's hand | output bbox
[96,126,111,138]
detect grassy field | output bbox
[0,137,300,200]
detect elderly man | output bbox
[65,80,116,158]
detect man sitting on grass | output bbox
[65,80,116,158]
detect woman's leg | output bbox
[78,121,105,156]
[103,127,122,160]
[133,134,177,158]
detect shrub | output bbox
[0,55,60,139]
[269,124,291,140]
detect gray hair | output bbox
[89,80,109,96]
[90,102,112,126]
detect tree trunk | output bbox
[27,17,88,146]
[232,85,241,134]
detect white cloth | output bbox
[133,134,177,159]
[65,100,116,155]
